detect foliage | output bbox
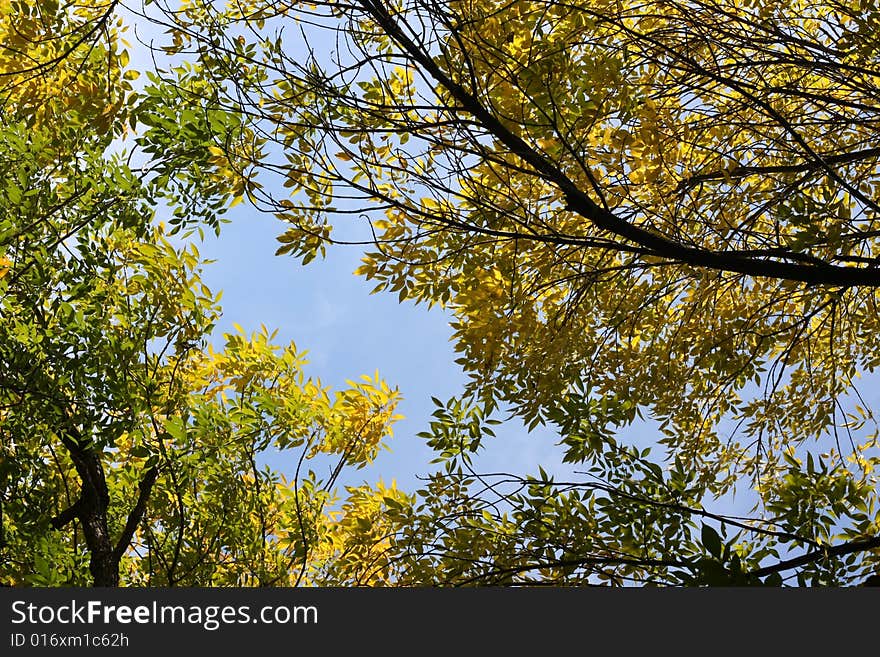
[3,0,879,586]
[0,0,135,141]
[0,0,402,586]
[154,0,880,584]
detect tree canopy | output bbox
[0,0,402,586]
[2,0,880,585]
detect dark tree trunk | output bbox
[53,433,119,586]
[69,447,119,587]
[51,427,159,587]
[83,516,119,587]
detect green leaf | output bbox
[701,524,723,560]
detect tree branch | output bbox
[357,0,880,288]
[454,554,691,586]
[676,146,880,191]
[113,467,159,560]
[50,500,83,530]
[748,535,880,578]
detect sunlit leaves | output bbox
[0,0,406,587]
[0,0,135,144]
[153,0,880,586]
[5,0,880,586]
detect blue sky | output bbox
[124,7,574,494]
[194,204,575,493]
[124,4,873,516]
